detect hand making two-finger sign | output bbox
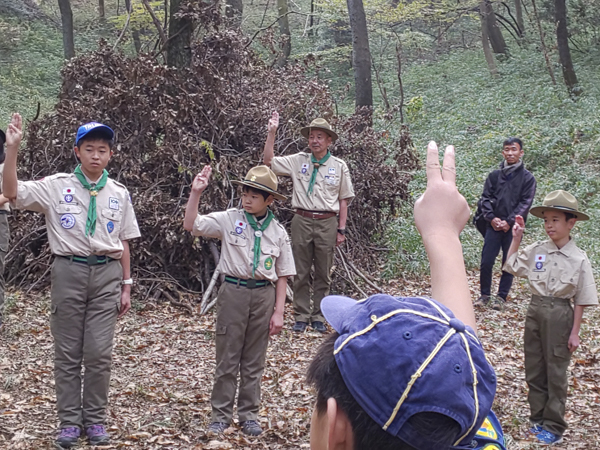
[5,113,23,149]
[191,165,213,193]
[267,111,279,134]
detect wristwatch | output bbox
[337,228,346,235]
[121,278,134,285]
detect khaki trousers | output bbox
[0,213,9,320]
[290,214,337,323]
[211,281,275,423]
[50,257,122,428]
[524,295,573,436]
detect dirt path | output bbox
[1,274,599,449]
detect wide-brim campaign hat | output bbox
[76,122,114,146]
[231,165,286,201]
[300,118,338,143]
[322,294,497,449]
[529,190,589,221]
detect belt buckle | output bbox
[246,279,257,289]
[87,255,99,265]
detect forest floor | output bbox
[1,272,600,450]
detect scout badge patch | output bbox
[264,257,273,270]
[61,214,76,229]
[235,220,247,235]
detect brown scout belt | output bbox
[295,209,337,220]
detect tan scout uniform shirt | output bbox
[504,239,598,306]
[0,163,10,212]
[192,208,296,282]
[271,152,354,212]
[14,173,141,259]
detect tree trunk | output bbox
[57,0,75,59]
[99,0,105,19]
[480,0,498,77]
[225,0,243,27]
[347,0,373,110]
[531,0,556,85]
[514,0,524,36]
[555,0,580,96]
[124,0,142,54]
[482,0,507,54]
[166,0,193,69]
[276,0,291,67]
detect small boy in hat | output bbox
[503,190,597,445]
[0,126,10,330]
[3,113,141,448]
[263,112,354,333]
[183,165,296,436]
[307,142,506,450]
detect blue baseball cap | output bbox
[75,122,114,146]
[322,294,496,449]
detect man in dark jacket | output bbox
[475,138,536,310]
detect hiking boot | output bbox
[535,429,563,445]
[490,295,506,311]
[292,321,308,332]
[240,420,263,436]
[474,295,490,307]
[55,427,81,448]
[207,421,229,437]
[527,424,543,435]
[311,321,327,333]
[85,424,110,445]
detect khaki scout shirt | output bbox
[271,152,354,213]
[0,164,10,212]
[14,173,141,259]
[192,208,296,282]
[504,239,598,306]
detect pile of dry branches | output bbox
[8,32,418,303]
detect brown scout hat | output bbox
[300,118,338,143]
[529,190,589,221]
[231,165,286,201]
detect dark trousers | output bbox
[480,225,514,299]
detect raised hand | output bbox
[5,113,23,149]
[267,111,279,134]
[512,215,525,240]
[191,165,212,193]
[414,141,469,239]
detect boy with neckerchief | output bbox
[183,165,295,437]
[3,114,141,448]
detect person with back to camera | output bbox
[474,137,536,311]
[503,190,597,445]
[307,142,506,450]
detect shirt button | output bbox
[551,278,555,282]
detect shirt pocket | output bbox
[559,271,579,292]
[101,208,123,237]
[54,204,83,232]
[260,245,280,272]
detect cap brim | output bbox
[529,205,589,221]
[300,126,338,143]
[231,180,286,201]
[322,295,360,332]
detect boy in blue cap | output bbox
[3,113,141,448]
[307,142,506,449]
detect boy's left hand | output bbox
[119,287,131,318]
[568,333,580,352]
[269,310,284,335]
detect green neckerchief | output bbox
[73,164,109,237]
[245,210,274,278]
[307,151,331,196]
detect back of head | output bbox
[307,294,497,450]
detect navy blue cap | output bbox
[322,294,496,449]
[75,122,114,146]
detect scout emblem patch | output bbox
[64,194,73,203]
[328,167,336,175]
[476,418,498,440]
[235,220,247,235]
[301,163,309,174]
[535,254,546,271]
[109,197,119,210]
[107,221,115,233]
[264,257,273,270]
[61,214,76,229]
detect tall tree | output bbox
[124,0,142,54]
[167,0,193,68]
[225,0,242,27]
[481,0,507,54]
[57,0,75,59]
[347,0,373,110]
[480,0,498,77]
[555,0,580,95]
[99,0,105,19]
[514,0,524,36]
[276,0,291,66]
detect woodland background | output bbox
[2,0,600,448]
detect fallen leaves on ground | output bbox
[1,273,599,449]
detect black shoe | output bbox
[311,321,327,333]
[491,295,506,311]
[207,422,229,437]
[474,295,490,307]
[240,420,263,436]
[292,321,308,332]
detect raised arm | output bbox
[262,111,279,166]
[414,142,475,330]
[2,113,23,200]
[183,165,212,232]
